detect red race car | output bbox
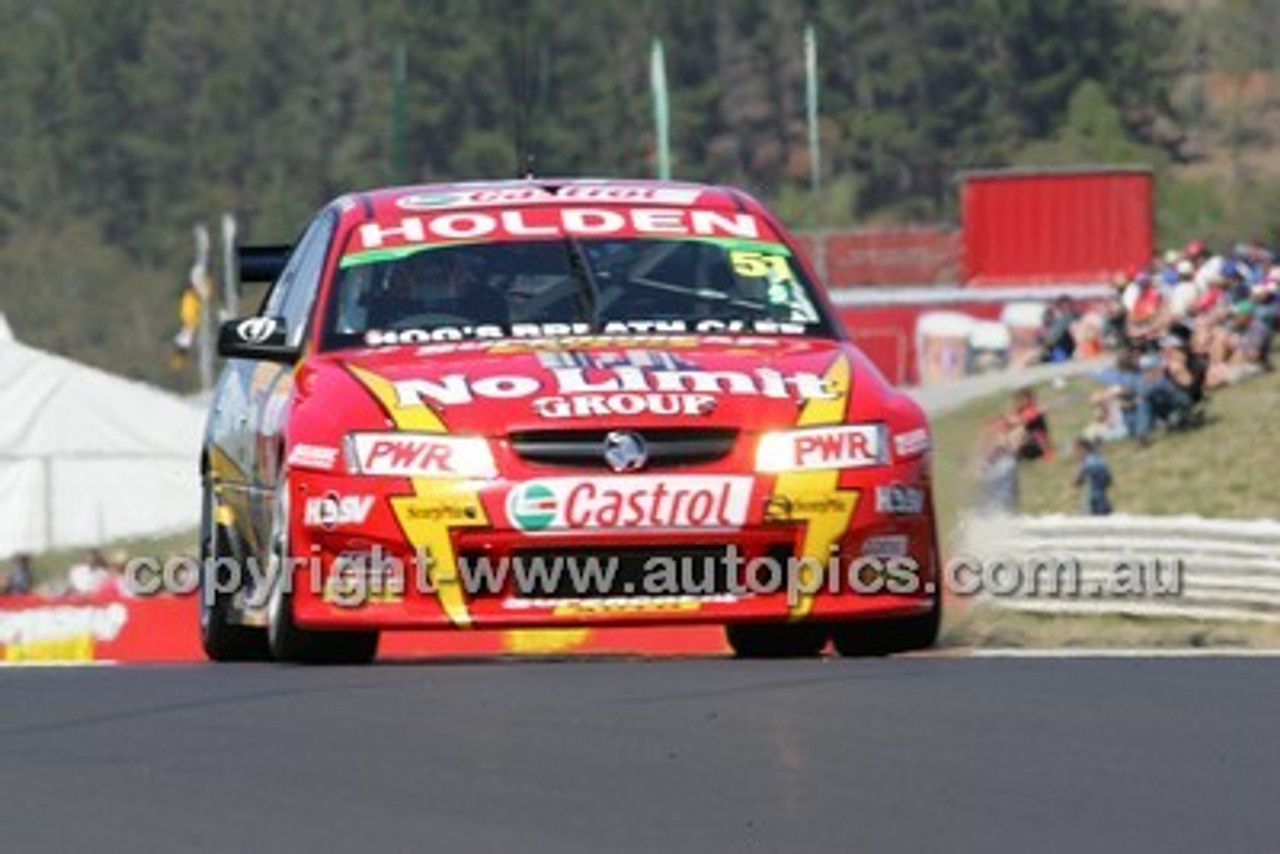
[201,179,939,663]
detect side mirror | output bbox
[217,317,300,364]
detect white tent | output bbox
[0,315,205,555]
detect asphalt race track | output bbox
[0,656,1276,853]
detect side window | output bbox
[262,212,337,346]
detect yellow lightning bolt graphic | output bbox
[348,365,485,628]
[774,354,859,621]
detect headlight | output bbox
[755,424,887,473]
[345,432,496,479]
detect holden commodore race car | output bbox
[202,178,939,663]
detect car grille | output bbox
[465,544,793,599]
[508,428,737,469]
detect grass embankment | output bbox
[930,364,1280,648]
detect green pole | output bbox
[651,38,671,180]
[392,41,408,183]
[805,24,820,196]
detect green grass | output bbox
[932,365,1280,538]
[930,365,1280,648]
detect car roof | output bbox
[332,178,757,225]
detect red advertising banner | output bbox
[961,167,1154,286]
[0,594,729,664]
[822,228,960,287]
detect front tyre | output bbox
[264,474,378,665]
[267,583,379,665]
[830,601,940,657]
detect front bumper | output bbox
[286,462,938,630]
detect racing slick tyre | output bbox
[199,481,271,662]
[725,622,829,658]
[265,476,378,665]
[829,600,941,657]
[267,584,379,665]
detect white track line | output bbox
[969,648,1280,658]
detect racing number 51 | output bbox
[730,250,792,280]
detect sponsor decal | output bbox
[287,443,339,471]
[235,316,279,344]
[507,484,559,531]
[770,354,859,621]
[0,603,128,648]
[489,334,786,352]
[352,207,763,252]
[304,492,374,530]
[363,319,808,346]
[374,335,787,356]
[504,595,735,613]
[393,366,834,409]
[349,434,496,479]
[536,348,695,371]
[397,184,704,211]
[763,493,855,522]
[894,427,930,459]
[346,366,489,629]
[766,425,883,471]
[862,535,909,558]
[874,484,925,516]
[533,392,717,419]
[550,597,707,617]
[506,476,752,532]
[402,499,480,523]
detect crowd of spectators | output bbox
[1090,238,1275,447]
[0,548,134,598]
[978,237,1277,517]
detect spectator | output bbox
[1124,272,1166,344]
[1167,259,1200,318]
[1102,271,1130,349]
[2,553,34,595]
[1010,388,1053,461]
[975,418,1019,516]
[1207,301,1265,387]
[1160,332,1207,423]
[1081,396,1129,444]
[1039,295,1079,362]
[1141,348,1196,431]
[1242,288,1275,371]
[1039,295,1080,363]
[1073,438,1114,516]
[67,549,110,596]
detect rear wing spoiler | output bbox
[237,245,292,284]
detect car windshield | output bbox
[321,236,834,349]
